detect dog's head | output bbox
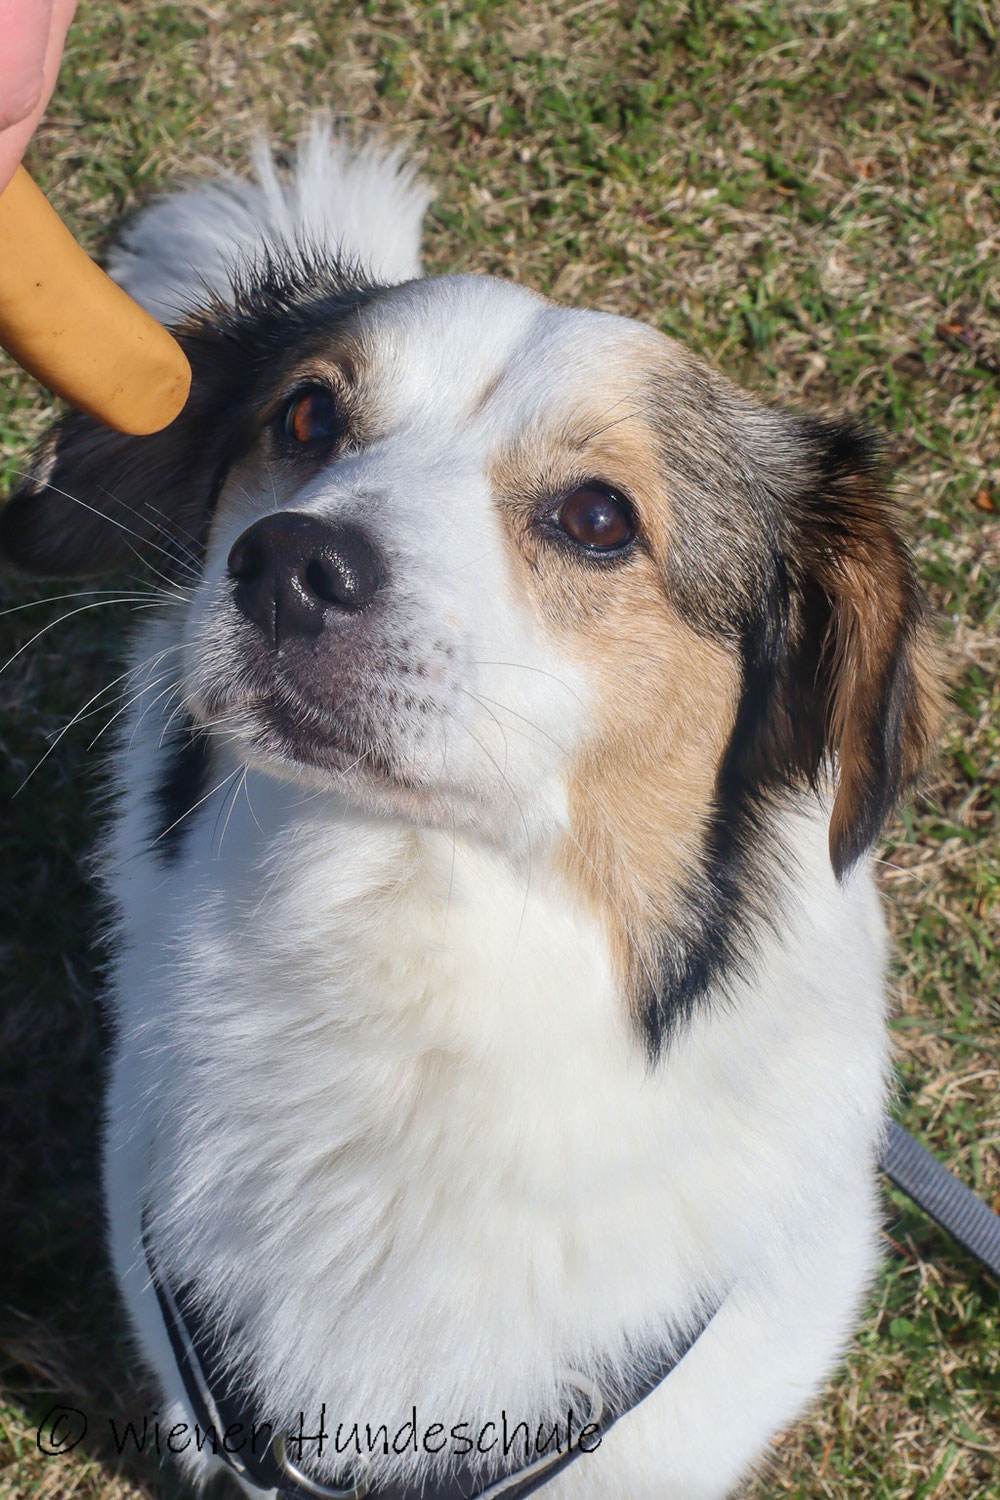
[1,252,939,1044]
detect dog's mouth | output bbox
[182,608,498,822]
[192,666,431,794]
[261,693,422,790]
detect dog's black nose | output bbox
[227,512,386,646]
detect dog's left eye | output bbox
[555,484,635,551]
[277,385,342,450]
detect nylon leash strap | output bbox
[880,1119,1000,1281]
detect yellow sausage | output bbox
[0,165,191,435]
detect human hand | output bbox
[0,0,79,195]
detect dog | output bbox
[1,123,940,1500]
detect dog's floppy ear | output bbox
[752,420,942,878]
[0,321,251,577]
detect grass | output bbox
[0,1,997,1496]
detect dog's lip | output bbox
[194,678,423,791]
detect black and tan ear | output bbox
[0,320,249,578]
[782,420,942,878]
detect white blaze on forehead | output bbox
[356,274,665,441]
[354,276,547,427]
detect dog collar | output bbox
[141,1216,723,1500]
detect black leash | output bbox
[880,1118,1000,1281]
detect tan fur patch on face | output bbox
[489,361,740,1011]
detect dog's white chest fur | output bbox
[106,758,890,1499]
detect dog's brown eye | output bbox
[556,484,634,551]
[278,386,341,449]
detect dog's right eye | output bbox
[276,385,343,451]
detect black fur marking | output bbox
[640,400,927,1056]
[639,584,797,1056]
[0,245,388,579]
[151,717,214,862]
